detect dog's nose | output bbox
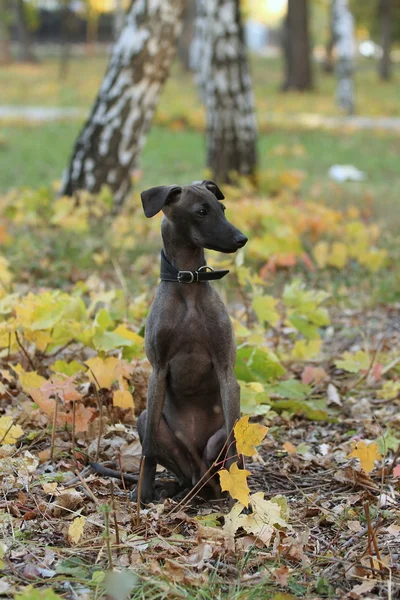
[234,234,248,248]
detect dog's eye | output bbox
[196,209,207,216]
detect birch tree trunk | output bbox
[113,0,126,41]
[178,0,195,71]
[282,0,313,91]
[379,0,392,81]
[61,0,184,209]
[332,0,355,115]
[193,0,257,183]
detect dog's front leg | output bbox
[139,368,167,503]
[217,369,242,468]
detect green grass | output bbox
[0,55,399,119]
[1,122,399,230]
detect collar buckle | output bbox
[177,270,196,283]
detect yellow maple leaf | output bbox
[328,242,348,269]
[12,364,46,394]
[234,415,268,457]
[291,339,321,360]
[313,241,329,269]
[113,325,144,347]
[223,492,289,546]
[0,256,13,286]
[348,440,382,474]
[24,330,53,352]
[113,389,134,410]
[0,416,24,445]
[223,502,247,539]
[68,516,85,544]
[85,356,119,389]
[218,462,251,507]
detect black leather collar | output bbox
[160,250,229,283]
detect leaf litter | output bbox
[0,182,399,599]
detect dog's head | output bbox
[140,180,247,254]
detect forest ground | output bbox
[0,54,399,599]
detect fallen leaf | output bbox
[113,389,134,410]
[13,364,46,394]
[348,440,382,473]
[85,356,120,389]
[334,466,377,489]
[218,462,251,507]
[234,415,268,457]
[327,383,342,406]
[347,520,362,533]
[301,366,326,385]
[273,565,289,587]
[0,416,24,445]
[282,441,296,454]
[68,516,85,544]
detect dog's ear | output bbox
[141,185,182,218]
[202,180,224,200]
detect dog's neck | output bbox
[162,239,205,272]
[162,222,205,271]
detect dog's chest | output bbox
[147,286,234,366]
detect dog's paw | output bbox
[130,485,155,505]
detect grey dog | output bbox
[137,180,248,502]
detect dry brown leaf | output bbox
[347,520,362,533]
[334,467,378,490]
[273,565,290,587]
[52,491,83,517]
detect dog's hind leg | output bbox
[136,410,193,501]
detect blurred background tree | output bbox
[332,0,355,114]
[1,0,399,208]
[13,0,39,63]
[60,0,185,208]
[282,0,313,90]
[350,0,400,81]
[194,0,258,183]
[0,0,12,65]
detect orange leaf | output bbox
[282,441,296,454]
[68,404,94,433]
[393,464,400,478]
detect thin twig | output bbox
[87,371,103,462]
[118,453,136,528]
[76,470,98,505]
[71,400,77,469]
[135,456,145,526]
[110,481,120,549]
[50,393,59,462]
[364,502,385,575]
[15,331,35,370]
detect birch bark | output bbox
[332,0,355,115]
[61,0,184,209]
[193,0,257,183]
